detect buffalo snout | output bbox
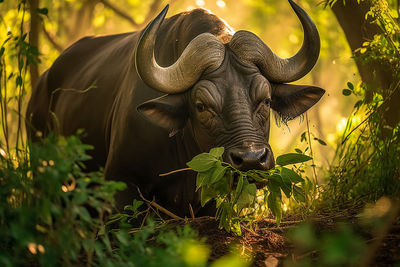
[225,146,275,171]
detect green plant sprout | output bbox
[186,147,312,235]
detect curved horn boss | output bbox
[135,5,226,94]
[229,0,320,83]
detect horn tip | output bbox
[159,4,169,19]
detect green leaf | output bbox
[230,221,242,236]
[187,153,218,172]
[295,148,302,154]
[236,182,257,211]
[210,164,227,184]
[276,153,312,166]
[209,147,224,158]
[16,76,22,87]
[293,185,306,202]
[218,203,230,231]
[279,174,292,198]
[267,175,282,194]
[107,181,127,191]
[36,7,48,16]
[196,171,211,190]
[281,167,304,183]
[235,173,244,198]
[74,192,88,205]
[79,207,92,222]
[314,137,327,146]
[133,199,143,209]
[201,186,216,207]
[0,47,4,57]
[347,82,354,90]
[267,192,282,225]
[342,89,352,96]
[247,170,269,182]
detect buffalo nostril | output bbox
[259,149,267,163]
[230,153,243,167]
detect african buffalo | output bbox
[27,0,324,217]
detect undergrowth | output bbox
[324,0,400,206]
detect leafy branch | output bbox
[186,147,312,235]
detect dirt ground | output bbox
[178,209,400,266]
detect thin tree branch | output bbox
[159,167,192,176]
[137,187,184,220]
[100,0,138,27]
[41,23,63,52]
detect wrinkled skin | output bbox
[26,8,324,217]
[139,50,324,172]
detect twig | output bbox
[137,187,183,220]
[306,112,318,186]
[159,167,192,176]
[100,0,137,27]
[189,203,195,219]
[41,23,63,52]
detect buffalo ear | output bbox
[137,94,187,137]
[271,83,325,120]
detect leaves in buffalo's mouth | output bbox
[187,147,311,235]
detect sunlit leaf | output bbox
[276,153,312,166]
[187,153,218,172]
[267,192,282,225]
[210,164,227,184]
[209,147,224,159]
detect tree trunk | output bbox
[331,0,400,127]
[29,0,40,89]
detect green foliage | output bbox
[0,134,123,266]
[325,0,400,205]
[187,147,312,235]
[0,134,250,266]
[287,223,366,266]
[356,0,400,85]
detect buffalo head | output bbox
[136,1,324,172]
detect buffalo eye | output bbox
[265,98,271,106]
[196,102,205,112]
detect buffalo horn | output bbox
[228,0,320,83]
[135,5,225,94]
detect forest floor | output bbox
[172,206,400,266]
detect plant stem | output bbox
[159,167,192,176]
[306,112,318,186]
